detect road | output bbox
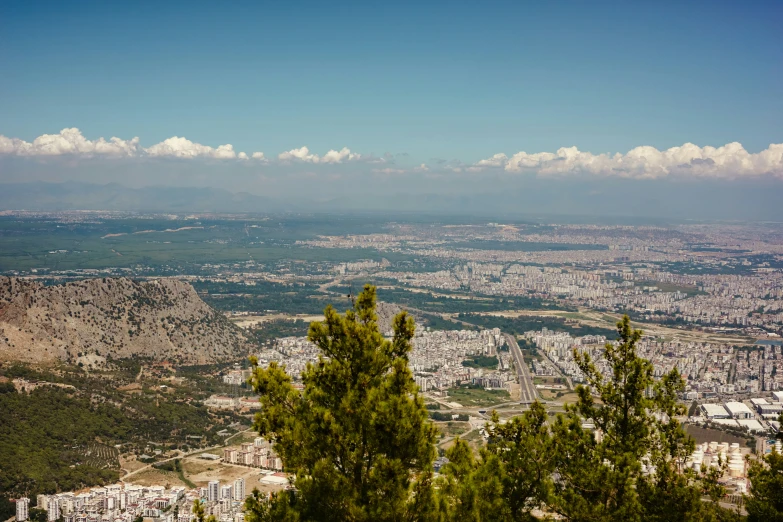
[504,333,538,403]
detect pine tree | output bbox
[246,284,438,521]
[745,447,783,521]
[436,402,553,521]
[546,316,736,521]
[192,499,216,522]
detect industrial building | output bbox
[701,403,730,419]
[724,401,754,419]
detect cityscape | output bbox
[3,0,783,520]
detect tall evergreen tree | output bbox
[437,402,553,521]
[746,446,783,521]
[246,285,438,522]
[544,316,736,522]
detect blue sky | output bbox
[2,0,782,158]
[1,0,783,216]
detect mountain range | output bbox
[1,180,782,221]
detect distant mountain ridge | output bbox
[2,180,782,220]
[0,182,289,213]
[0,276,248,365]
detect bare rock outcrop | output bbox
[0,276,248,365]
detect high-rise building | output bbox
[207,481,219,502]
[47,499,60,522]
[16,498,30,522]
[233,478,245,501]
[220,485,232,500]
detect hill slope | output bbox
[0,277,248,365]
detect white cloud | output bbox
[2,129,782,180]
[278,146,362,164]
[474,153,508,168]
[0,128,265,162]
[278,146,316,162]
[0,128,141,157]
[473,142,783,179]
[321,147,361,164]
[145,137,239,159]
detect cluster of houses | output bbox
[222,438,283,471]
[14,479,247,522]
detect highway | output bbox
[504,333,538,403]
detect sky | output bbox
[1,0,782,217]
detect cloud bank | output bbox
[0,128,264,161]
[473,143,783,179]
[2,128,783,180]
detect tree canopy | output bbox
[247,284,437,521]
[746,446,783,522]
[437,315,738,521]
[245,289,759,521]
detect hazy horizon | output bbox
[2,1,782,220]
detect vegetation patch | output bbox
[446,385,510,407]
[461,354,499,369]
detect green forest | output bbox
[330,283,574,315]
[192,280,347,315]
[0,363,244,520]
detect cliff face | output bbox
[0,277,248,365]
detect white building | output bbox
[233,479,245,501]
[220,485,232,500]
[16,497,30,522]
[773,391,783,402]
[36,495,48,512]
[701,403,730,419]
[207,481,220,502]
[47,499,60,522]
[737,419,765,432]
[724,401,754,419]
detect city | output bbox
[2,1,783,519]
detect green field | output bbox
[446,386,510,407]
[0,216,409,273]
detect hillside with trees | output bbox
[0,361,244,520]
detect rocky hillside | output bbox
[0,277,248,365]
[375,301,421,335]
